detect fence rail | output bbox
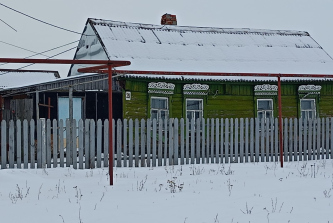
[0,118,332,169]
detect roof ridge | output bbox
[88,18,309,36]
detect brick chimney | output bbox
[161,13,177,25]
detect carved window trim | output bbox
[183,83,209,95]
[148,82,175,95]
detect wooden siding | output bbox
[122,79,333,120]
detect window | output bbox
[300,99,316,120]
[150,97,168,121]
[186,99,203,121]
[257,99,273,122]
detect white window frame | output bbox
[186,98,203,121]
[150,96,169,121]
[300,99,316,120]
[257,99,274,122]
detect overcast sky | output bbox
[1,0,333,77]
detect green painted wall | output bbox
[121,78,333,120]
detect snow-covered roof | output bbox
[83,18,333,77]
[0,69,60,89]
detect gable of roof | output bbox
[0,69,60,89]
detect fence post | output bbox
[234,118,238,163]
[46,119,51,168]
[78,119,84,169]
[201,118,206,164]
[255,118,259,162]
[293,118,298,162]
[284,118,288,162]
[1,120,7,169]
[225,118,229,163]
[220,118,224,163]
[245,118,249,163]
[123,119,128,167]
[96,119,102,168]
[174,118,179,166]
[84,119,90,169]
[196,118,201,164]
[190,118,195,164]
[168,118,174,166]
[147,119,152,167]
[104,120,109,168]
[239,118,244,163]
[216,118,220,164]
[158,118,162,166]
[134,119,139,167]
[23,120,28,169]
[180,118,184,165]
[152,119,157,167]
[260,118,265,162]
[141,119,146,167]
[250,118,254,162]
[89,119,95,169]
[30,120,35,169]
[16,120,22,169]
[117,119,122,167]
[325,117,329,159]
[288,118,293,162]
[298,118,302,161]
[128,119,133,167]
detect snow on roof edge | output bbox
[88,18,309,36]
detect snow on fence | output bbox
[0,118,332,169]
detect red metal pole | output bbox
[108,64,113,185]
[277,76,284,168]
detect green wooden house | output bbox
[68,16,333,122]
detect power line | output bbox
[0,46,77,75]
[0,40,48,57]
[0,2,91,36]
[0,40,79,67]
[0,18,17,31]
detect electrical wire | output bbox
[0,40,79,67]
[0,2,91,36]
[0,18,17,31]
[0,40,48,57]
[0,46,77,75]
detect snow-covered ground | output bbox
[1,160,332,223]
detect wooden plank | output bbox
[274,118,278,162]
[66,119,71,167]
[36,119,42,168]
[260,118,265,162]
[141,119,146,167]
[46,119,51,168]
[293,118,297,161]
[96,119,102,168]
[331,118,333,159]
[52,119,58,168]
[288,118,293,162]
[84,119,90,169]
[164,119,168,166]
[201,118,206,164]
[180,118,184,165]
[16,120,22,169]
[158,119,162,166]
[210,118,215,163]
[1,120,7,169]
[244,118,249,163]
[104,120,109,168]
[239,118,244,163]
[112,119,115,167]
[8,120,14,168]
[321,117,325,159]
[123,119,128,167]
[185,119,189,164]
[265,119,270,162]
[23,120,28,169]
[152,119,157,167]
[168,119,174,166]
[308,119,313,161]
[250,118,254,162]
[215,118,220,164]
[325,118,329,159]
[90,119,95,169]
[298,118,302,161]
[270,118,274,162]
[30,120,36,169]
[196,118,201,164]
[174,118,179,166]
[206,118,210,164]
[225,118,229,163]
[190,118,195,164]
[230,118,234,163]
[303,119,308,161]
[129,119,134,167]
[72,120,77,169]
[117,119,122,167]
[147,119,151,167]
[284,118,288,162]
[220,118,224,163]
[234,118,239,163]
[255,118,259,162]
[78,119,84,169]
[134,119,139,167]
[58,120,64,167]
[316,118,320,160]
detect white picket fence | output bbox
[0,118,332,169]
